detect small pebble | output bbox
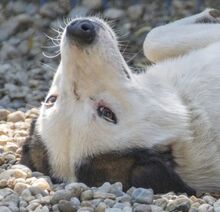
[14,182,29,194]
[81,190,94,201]
[0,206,12,212]
[32,178,51,191]
[51,190,72,204]
[58,200,77,212]
[106,208,122,212]
[7,111,25,122]
[131,188,154,204]
[0,109,10,121]
[0,169,27,180]
[78,207,94,212]
[198,203,214,212]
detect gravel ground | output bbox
[1,109,220,211]
[1,0,220,211]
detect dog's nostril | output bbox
[66,20,96,44]
[81,23,91,31]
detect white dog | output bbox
[21,8,220,195]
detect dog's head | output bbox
[22,17,193,194]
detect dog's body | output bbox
[21,9,220,195]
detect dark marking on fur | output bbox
[196,10,220,24]
[196,17,216,24]
[75,148,196,195]
[20,120,61,183]
[209,9,220,18]
[73,81,80,100]
[123,68,131,79]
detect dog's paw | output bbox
[196,9,220,24]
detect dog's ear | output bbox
[20,120,50,176]
[131,158,196,195]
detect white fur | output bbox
[37,10,220,193]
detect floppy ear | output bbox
[131,157,196,195]
[20,120,48,173]
[20,120,62,183]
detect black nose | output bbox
[66,20,96,44]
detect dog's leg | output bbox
[144,9,220,63]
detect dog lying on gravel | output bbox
[21,8,220,195]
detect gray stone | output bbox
[93,191,116,200]
[0,169,27,180]
[202,195,216,205]
[78,207,94,212]
[98,182,111,193]
[11,164,32,177]
[29,186,47,196]
[1,192,19,209]
[150,205,163,212]
[0,96,10,108]
[51,190,73,204]
[116,194,131,203]
[14,182,29,194]
[133,204,151,212]
[81,190,94,201]
[26,202,41,211]
[40,2,64,19]
[90,199,102,207]
[214,199,220,207]
[39,196,51,204]
[68,6,89,18]
[131,188,153,204]
[126,187,135,196]
[153,198,168,209]
[31,171,44,178]
[104,8,125,19]
[122,206,132,212]
[0,14,32,42]
[21,189,35,202]
[109,182,124,197]
[113,202,126,209]
[0,188,13,198]
[58,200,77,212]
[104,198,115,207]
[166,197,191,212]
[214,207,220,212]
[19,199,28,208]
[52,204,60,212]
[198,203,214,212]
[106,208,122,212]
[81,200,93,208]
[127,4,144,20]
[65,182,87,197]
[82,0,102,10]
[70,197,80,208]
[95,202,107,212]
[7,1,26,14]
[0,109,10,121]
[0,206,11,212]
[34,206,50,212]
[7,111,25,122]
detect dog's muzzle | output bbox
[66,19,96,45]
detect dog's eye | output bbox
[45,95,57,106]
[97,106,117,124]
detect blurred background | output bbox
[0,0,219,111]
